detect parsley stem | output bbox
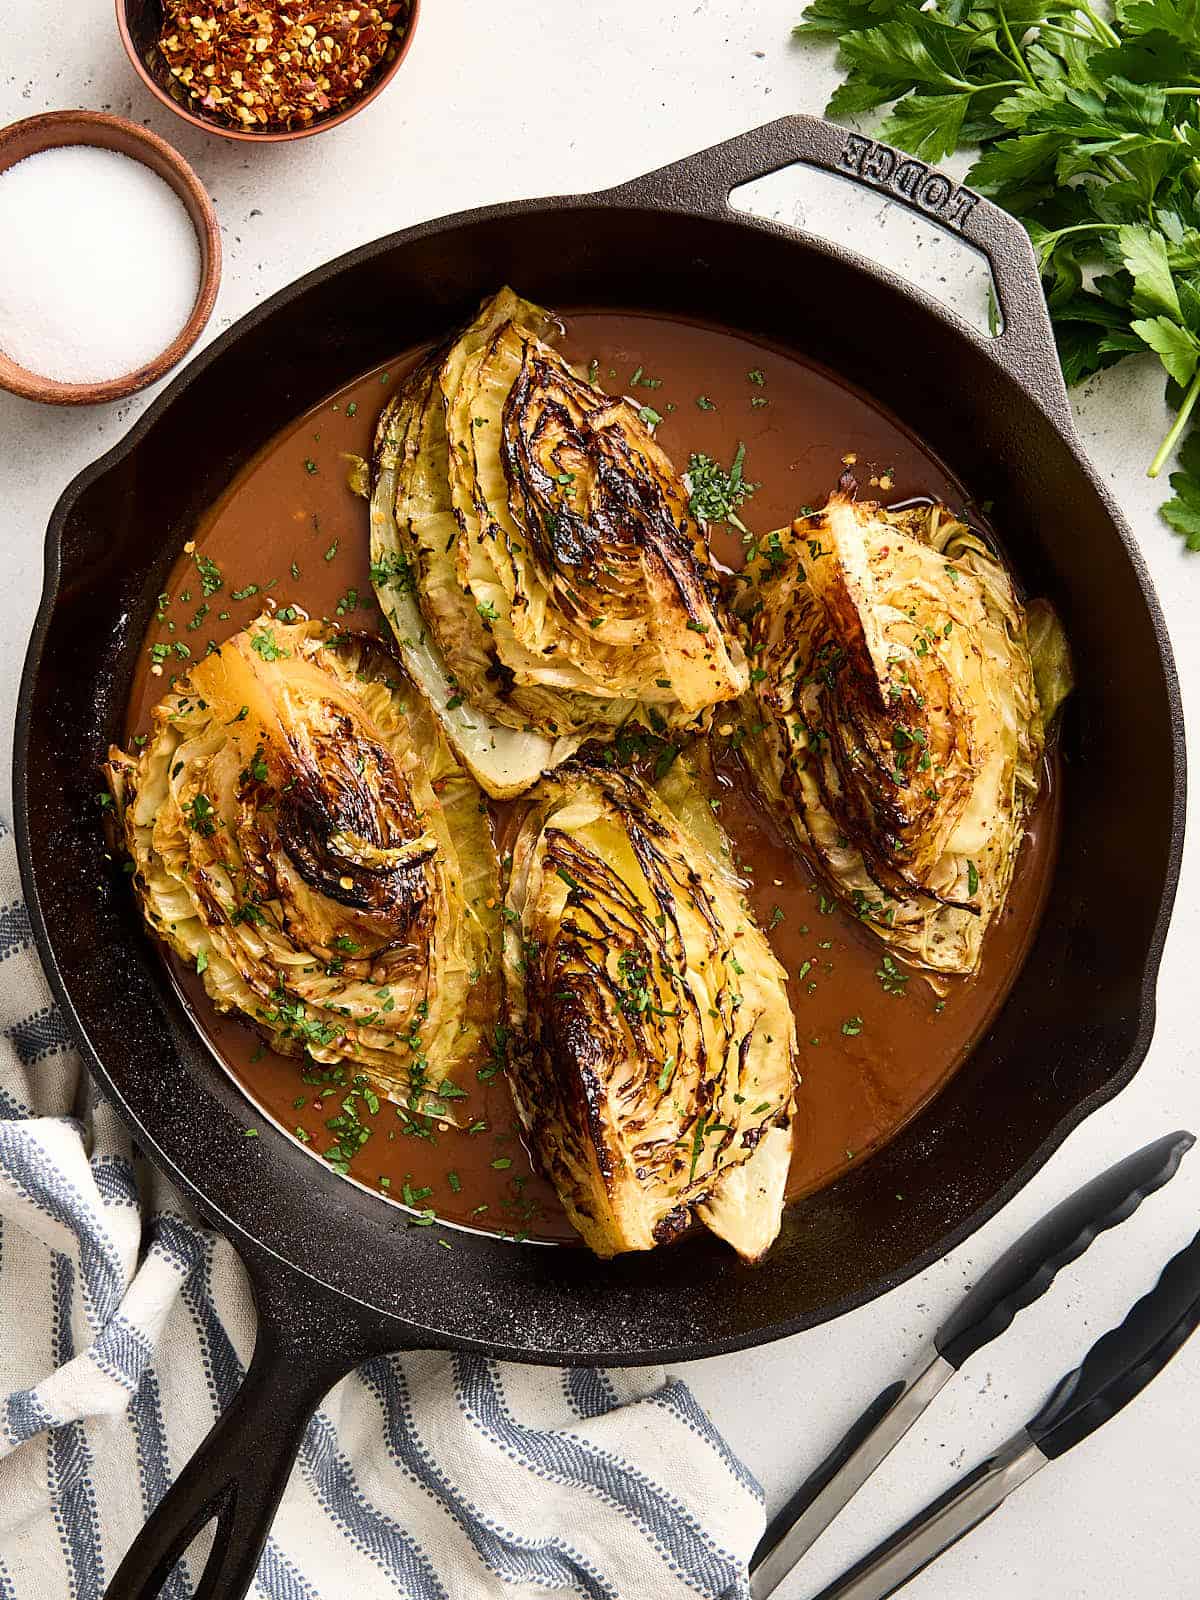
[1150,370,1200,479]
[1035,221,1122,265]
[1033,21,1103,45]
[1076,0,1120,47]
[996,2,1037,90]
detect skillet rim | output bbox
[12,134,1188,1365]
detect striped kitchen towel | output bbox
[0,814,764,1600]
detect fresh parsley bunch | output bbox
[794,0,1200,548]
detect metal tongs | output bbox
[750,1130,1200,1600]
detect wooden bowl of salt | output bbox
[0,110,220,406]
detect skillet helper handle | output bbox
[1027,1222,1200,1458]
[105,1249,397,1600]
[937,1130,1195,1369]
[603,113,1069,422]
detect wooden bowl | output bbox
[116,0,421,144]
[0,110,221,407]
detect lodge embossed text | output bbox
[840,133,978,229]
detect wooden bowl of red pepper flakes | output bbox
[117,0,419,141]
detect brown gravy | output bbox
[124,311,1060,1246]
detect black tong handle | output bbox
[936,1131,1194,1369]
[1028,1222,1200,1458]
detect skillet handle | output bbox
[602,114,1069,426]
[105,1245,402,1600]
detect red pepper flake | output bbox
[158,2,409,131]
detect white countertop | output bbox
[3,2,1198,1596]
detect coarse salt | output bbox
[0,144,201,385]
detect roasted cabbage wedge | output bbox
[371,287,747,798]
[740,491,1071,977]
[503,756,798,1260]
[106,617,501,1113]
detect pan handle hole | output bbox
[141,1514,219,1598]
[729,163,1002,339]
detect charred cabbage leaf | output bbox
[371,288,747,798]
[741,492,1070,977]
[503,757,797,1260]
[106,618,501,1113]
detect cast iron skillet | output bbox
[14,115,1185,1600]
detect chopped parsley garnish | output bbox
[184,793,217,836]
[194,553,223,596]
[370,551,413,592]
[240,745,269,785]
[250,629,288,662]
[877,956,909,997]
[842,1015,864,1037]
[264,984,340,1050]
[615,951,653,1019]
[687,442,758,533]
[688,1114,707,1183]
[150,640,191,665]
[653,743,681,780]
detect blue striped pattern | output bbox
[0,822,761,1600]
[565,1367,620,1421]
[3,1005,73,1067]
[0,1121,126,1319]
[456,1357,747,1599]
[92,1158,139,1209]
[0,1083,29,1120]
[0,899,34,963]
[652,1383,765,1505]
[6,1385,56,1449]
[46,1255,104,1600]
[361,1356,619,1600]
[130,1368,193,1600]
